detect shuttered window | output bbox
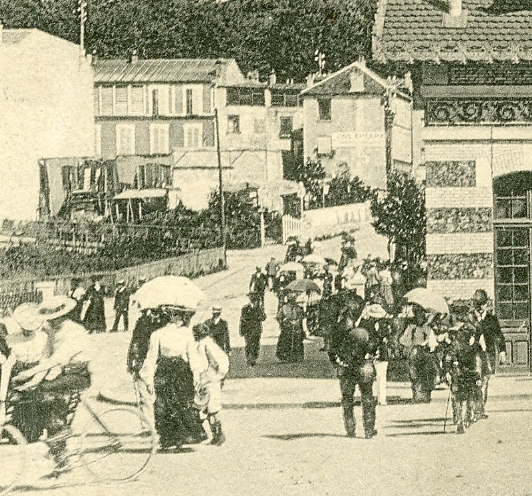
[115,86,128,115]
[101,86,113,115]
[183,124,202,149]
[150,124,170,154]
[130,85,144,115]
[116,124,135,155]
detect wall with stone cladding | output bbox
[427,207,492,233]
[423,138,495,297]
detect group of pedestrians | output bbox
[127,303,231,450]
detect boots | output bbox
[362,398,378,439]
[210,421,226,446]
[342,406,356,438]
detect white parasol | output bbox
[132,276,207,311]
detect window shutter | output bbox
[174,85,183,114]
[101,86,113,115]
[130,85,144,115]
[115,86,128,115]
[203,85,212,114]
[93,88,100,115]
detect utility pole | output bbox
[79,0,87,55]
[214,108,227,265]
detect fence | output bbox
[1,219,220,255]
[282,201,372,243]
[0,247,225,312]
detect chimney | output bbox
[450,0,462,17]
[130,49,138,64]
[269,70,277,86]
[306,73,315,88]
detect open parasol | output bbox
[404,287,449,315]
[279,262,305,273]
[286,279,321,294]
[132,275,207,310]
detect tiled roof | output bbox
[373,0,532,63]
[94,58,233,83]
[300,61,406,97]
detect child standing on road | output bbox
[193,323,230,446]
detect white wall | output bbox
[0,30,93,220]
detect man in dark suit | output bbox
[468,289,506,419]
[249,267,268,307]
[239,293,266,366]
[110,279,130,333]
[205,305,231,355]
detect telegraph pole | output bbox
[79,0,87,54]
[214,108,227,265]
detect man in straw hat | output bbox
[11,296,91,465]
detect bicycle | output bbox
[0,388,157,495]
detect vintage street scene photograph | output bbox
[0,0,531,494]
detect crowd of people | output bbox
[0,233,509,477]
[240,233,506,438]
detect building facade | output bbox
[0,27,94,220]
[94,59,302,211]
[374,0,532,369]
[300,61,412,190]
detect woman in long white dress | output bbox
[140,306,207,450]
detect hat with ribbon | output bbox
[38,295,77,321]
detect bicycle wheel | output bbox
[80,407,156,483]
[0,424,27,495]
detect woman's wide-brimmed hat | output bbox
[38,295,77,321]
[12,302,44,332]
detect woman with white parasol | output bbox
[133,276,209,450]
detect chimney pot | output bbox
[450,0,462,17]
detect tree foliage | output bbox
[370,172,426,263]
[0,0,376,81]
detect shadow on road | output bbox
[263,433,347,441]
[227,342,411,382]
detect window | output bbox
[130,85,144,115]
[254,118,265,134]
[271,90,300,107]
[279,116,293,138]
[93,88,100,115]
[150,124,170,155]
[318,98,332,120]
[226,87,265,106]
[227,115,240,134]
[101,86,113,115]
[116,124,135,155]
[115,86,128,115]
[183,123,202,149]
[94,125,101,156]
[186,88,194,115]
[317,136,332,156]
[152,89,159,116]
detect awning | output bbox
[113,188,168,200]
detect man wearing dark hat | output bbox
[249,267,268,308]
[239,293,266,366]
[467,289,506,419]
[110,279,131,333]
[205,305,231,355]
[329,296,379,439]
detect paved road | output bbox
[12,228,532,495]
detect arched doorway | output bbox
[494,171,532,369]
